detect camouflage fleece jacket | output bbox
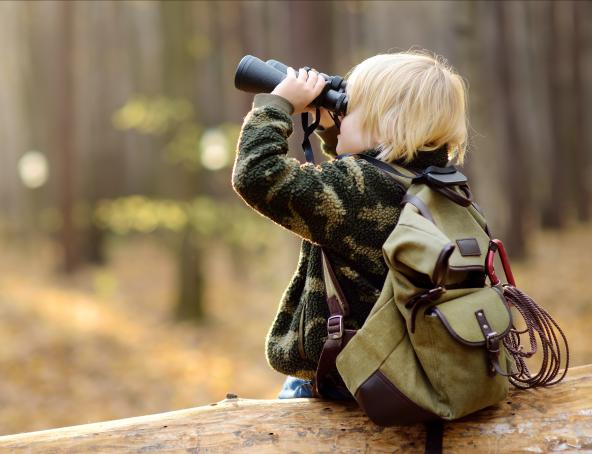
[232,93,449,380]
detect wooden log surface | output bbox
[0,365,590,453]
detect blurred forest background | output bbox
[0,0,591,436]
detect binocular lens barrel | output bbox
[234,55,286,94]
[265,59,289,75]
[234,55,348,116]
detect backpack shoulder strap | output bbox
[321,249,349,316]
[315,249,357,397]
[355,154,416,190]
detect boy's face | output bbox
[336,107,376,155]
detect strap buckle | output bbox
[485,331,500,353]
[327,315,344,340]
[405,286,445,310]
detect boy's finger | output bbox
[298,68,307,81]
[287,66,296,78]
[314,74,325,88]
[313,75,326,94]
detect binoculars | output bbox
[234,55,348,116]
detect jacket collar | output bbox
[362,145,450,170]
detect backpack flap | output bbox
[383,203,452,303]
[422,285,513,380]
[409,185,491,285]
[427,286,512,347]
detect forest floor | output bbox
[0,223,591,436]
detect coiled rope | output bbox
[502,285,569,389]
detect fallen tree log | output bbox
[0,365,590,453]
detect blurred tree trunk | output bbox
[452,1,485,183]
[572,0,590,222]
[491,1,530,259]
[288,0,335,164]
[161,1,206,322]
[288,1,335,72]
[521,2,555,228]
[57,1,78,273]
[77,2,118,265]
[541,1,575,229]
[343,2,365,69]
[176,227,205,320]
[0,4,29,237]
[237,1,268,114]
[462,1,511,240]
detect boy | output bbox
[232,51,468,398]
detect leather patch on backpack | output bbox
[456,238,481,257]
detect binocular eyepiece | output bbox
[234,55,348,116]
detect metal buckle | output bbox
[427,286,445,299]
[327,315,343,340]
[485,331,500,353]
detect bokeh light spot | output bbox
[18,150,49,189]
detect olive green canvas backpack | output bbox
[315,156,569,426]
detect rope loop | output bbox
[502,285,569,388]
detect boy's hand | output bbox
[271,67,326,115]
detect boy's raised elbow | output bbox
[231,164,247,196]
[231,160,259,203]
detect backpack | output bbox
[315,156,569,426]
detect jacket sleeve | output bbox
[232,94,369,246]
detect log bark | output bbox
[0,365,590,453]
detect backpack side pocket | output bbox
[412,286,512,419]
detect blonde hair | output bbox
[345,50,468,165]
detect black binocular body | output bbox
[234,55,348,116]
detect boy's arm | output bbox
[232,94,361,246]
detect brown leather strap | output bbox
[433,185,472,207]
[402,193,435,224]
[475,309,502,376]
[314,326,356,396]
[316,249,356,396]
[406,286,445,333]
[321,249,350,316]
[425,420,444,454]
[432,244,455,286]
